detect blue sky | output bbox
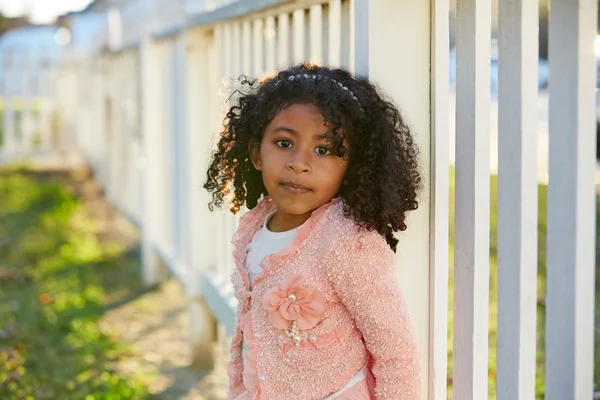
[0,0,94,24]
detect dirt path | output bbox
[13,157,230,400]
[99,279,229,400]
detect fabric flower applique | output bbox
[262,275,325,346]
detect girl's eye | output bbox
[276,139,292,149]
[315,146,332,156]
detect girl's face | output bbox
[250,103,348,221]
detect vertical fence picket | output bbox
[496,1,539,399]
[309,4,323,64]
[242,20,252,74]
[265,16,277,72]
[232,22,241,76]
[277,12,290,68]
[546,1,597,398]
[328,0,342,68]
[252,19,264,77]
[430,0,450,398]
[453,0,491,398]
[292,9,305,64]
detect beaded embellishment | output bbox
[262,275,326,346]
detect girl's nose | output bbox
[286,149,311,173]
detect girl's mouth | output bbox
[281,182,312,194]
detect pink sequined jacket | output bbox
[227,197,421,399]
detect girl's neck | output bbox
[267,209,312,232]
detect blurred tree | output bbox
[0,13,32,36]
[0,12,9,35]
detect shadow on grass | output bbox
[0,167,151,399]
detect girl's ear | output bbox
[249,141,262,171]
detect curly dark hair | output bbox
[204,63,421,252]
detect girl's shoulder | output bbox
[320,200,390,255]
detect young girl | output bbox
[204,63,422,400]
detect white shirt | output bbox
[242,211,367,398]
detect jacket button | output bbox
[253,332,261,339]
[244,290,251,298]
[257,374,266,383]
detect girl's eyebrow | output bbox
[271,126,298,135]
[270,126,331,140]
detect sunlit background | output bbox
[0,1,598,400]
[0,0,93,24]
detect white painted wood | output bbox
[214,24,224,79]
[453,0,491,398]
[253,18,264,77]
[211,25,227,277]
[20,52,34,151]
[348,0,355,73]
[37,50,55,152]
[277,12,290,68]
[185,28,219,367]
[107,57,122,205]
[546,0,597,399]
[242,20,252,74]
[328,0,342,68]
[309,4,323,63]
[223,23,233,77]
[356,1,431,398]
[159,43,175,250]
[232,22,242,76]
[2,51,15,155]
[265,16,277,71]
[139,31,164,285]
[190,28,218,278]
[292,9,305,64]
[221,23,238,277]
[496,1,538,399]
[353,0,367,76]
[166,41,181,263]
[153,44,169,251]
[430,0,449,398]
[175,35,191,276]
[201,271,237,335]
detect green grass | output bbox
[0,167,151,399]
[447,169,600,399]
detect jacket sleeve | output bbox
[226,289,246,399]
[327,229,422,400]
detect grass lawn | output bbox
[0,166,151,399]
[447,168,600,398]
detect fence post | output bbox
[430,0,450,398]
[185,28,219,367]
[354,0,432,398]
[139,32,165,286]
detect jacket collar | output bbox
[231,196,342,292]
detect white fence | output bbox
[1,0,596,398]
[0,49,61,156]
